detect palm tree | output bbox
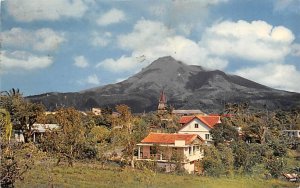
[0,108,13,143]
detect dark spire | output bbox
[159,90,167,104]
[158,90,167,112]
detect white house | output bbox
[178,115,221,143]
[136,133,204,174]
[14,123,59,142]
[92,108,102,116]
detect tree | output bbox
[111,105,149,168]
[0,109,12,142]
[224,103,271,144]
[0,88,45,142]
[201,145,224,176]
[88,126,111,166]
[41,107,85,166]
[265,157,286,178]
[0,109,31,187]
[210,123,239,146]
[216,144,234,176]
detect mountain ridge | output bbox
[27,56,300,113]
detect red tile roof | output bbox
[141,133,201,145]
[179,116,194,124]
[199,116,221,128]
[179,115,221,128]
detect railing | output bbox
[150,154,163,160]
[137,153,168,161]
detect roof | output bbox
[172,109,204,115]
[179,115,221,129]
[179,116,194,124]
[200,116,221,128]
[32,124,59,132]
[141,133,202,145]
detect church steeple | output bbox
[158,90,167,113]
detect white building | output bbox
[178,115,221,143]
[136,133,204,174]
[92,108,102,116]
[14,123,59,142]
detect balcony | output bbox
[137,153,170,162]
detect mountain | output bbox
[27,56,300,113]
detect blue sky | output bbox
[1,0,300,96]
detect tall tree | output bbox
[0,88,45,142]
[0,109,31,187]
[41,107,85,166]
[210,123,239,146]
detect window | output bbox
[195,123,199,128]
[205,134,210,140]
[193,146,196,154]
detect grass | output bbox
[15,160,296,188]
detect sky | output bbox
[1,0,300,96]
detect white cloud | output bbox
[98,19,227,73]
[0,51,53,72]
[291,43,300,56]
[200,20,295,63]
[91,32,112,47]
[86,74,100,85]
[97,9,126,26]
[74,56,89,68]
[274,0,300,13]
[234,63,300,92]
[148,0,228,35]
[118,19,173,51]
[96,56,146,73]
[2,27,65,52]
[6,0,88,22]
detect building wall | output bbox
[14,131,24,142]
[142,146,150,158]
[183,145,203,162]
[178,119,212,141]
[183,162,195,174]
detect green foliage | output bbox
[94,115,112,128]
[40,107,86,166]
[0,108,13,141]
[202,144,234,177]
[89,126,110,143]
[202,145,224,176]
[210,123,239,146]
[216,144,234,176]
[265,132,288,157]
[0,88,45,142]
[230,141,271,174]
[265,157,286,178]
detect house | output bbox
[92,108,101,116]
[14,123,59,143]
[178,115,221,143]
[172,109,206,116]
[136,133,204,174]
